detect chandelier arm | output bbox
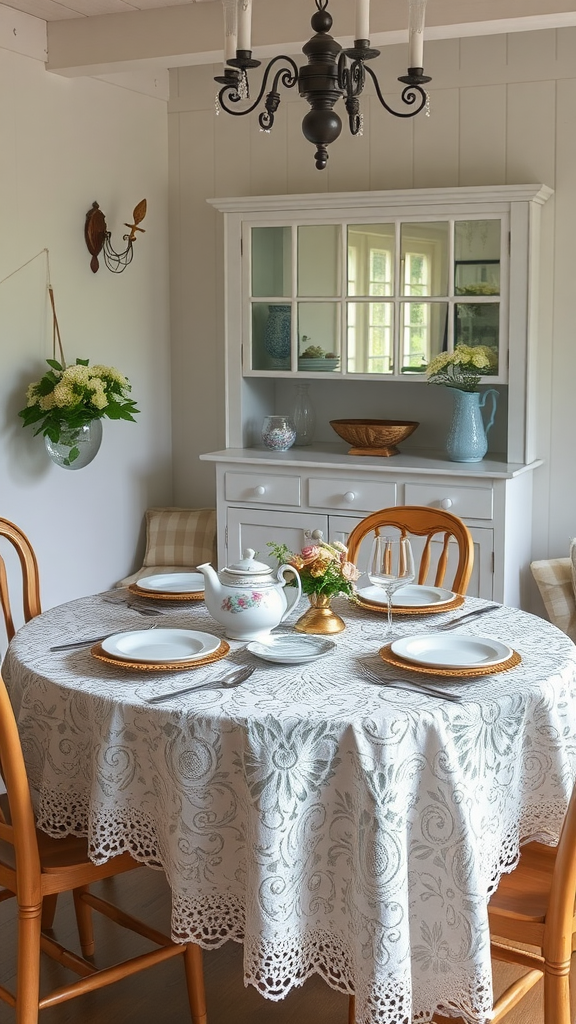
[338,55,366,136]
[363,63,427,118]
[217,55,299,119]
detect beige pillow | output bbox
[143,507,217,568]
[531,554,576,641]
[117,507,218,586]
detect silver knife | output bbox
[50,625,156,652]
[439,603,500,630]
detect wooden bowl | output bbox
[330,419,419,457]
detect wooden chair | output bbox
[345,505,475,595]
[0,671,207,1024]
[0,518,41,642]
[432,785,576,1024]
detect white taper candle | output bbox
[408,0,427,68]
[238,0,253,51]
[355,0,370,41]
[222,0,238,62]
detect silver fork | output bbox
[102,595,164,616]
[359,662,462,703]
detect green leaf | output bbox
[46,359,63,371]
[76,358,90,366]
[67,446,80,463]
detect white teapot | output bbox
[197,549,302,641]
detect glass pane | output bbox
[400,222,449,296]
[454,304,499,371]
[347,301,394,374]
[400,301,448,372]
[297,303,340,371]
[347,224,395,297]
[251,302,291,371]
[454,220,500,296]
[251,227,291,298]
[297,225,340,297]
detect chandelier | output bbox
[215,0,431,171]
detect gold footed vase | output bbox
[294,593,346,634]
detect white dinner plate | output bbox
[391,633,513,670]
[136,573,205,594]
[101,629,221,664]
[247,635,336,664]
[357,584,455,608]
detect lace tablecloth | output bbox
[4,592,576,1024]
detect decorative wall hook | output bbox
[84,200,147,274]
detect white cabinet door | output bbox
[226,508,328,567]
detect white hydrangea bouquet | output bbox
[426,344,498,393]
[18,358,139,447]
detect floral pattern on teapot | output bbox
[222,591,267,614]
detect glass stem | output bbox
[386,591,393,633]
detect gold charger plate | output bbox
[91,638,230,672]
[128,583,204,602]
[379,643,521,678]
[355,593,465,616]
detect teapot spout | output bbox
[196,562,222,602]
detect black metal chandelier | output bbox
[215,0,431,171]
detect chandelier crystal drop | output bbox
[215,0,431,170]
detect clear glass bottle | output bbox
[292,383,315,446]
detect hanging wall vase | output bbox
[445,388,498,463]
[44,419,103,470]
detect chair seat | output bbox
[489,841,557,922]
[0,794,137,875]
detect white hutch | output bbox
[201,185,552,606]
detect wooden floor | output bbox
[0,867,574,1024]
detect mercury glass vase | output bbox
[44,419,103,470]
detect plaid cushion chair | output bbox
[117,507,217,586]
[530,540,576,643]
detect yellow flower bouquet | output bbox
[268,539,361,599]
[18,358,139,464]
[426,344,498,393]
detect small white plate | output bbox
[101,629,220,664]
[391,633,513,670]
[136,573,204,594]
[247,635,336,664]
[357,584,455,608]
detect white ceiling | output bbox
[0,0,572,27]
[1,0,213,22]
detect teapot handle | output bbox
[479,388,499,437]
[277,564,302,620]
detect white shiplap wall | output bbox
[168,28,576,608]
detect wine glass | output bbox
[368,535,416,634]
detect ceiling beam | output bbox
[46,0,576,77]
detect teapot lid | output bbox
[224,548,274,577]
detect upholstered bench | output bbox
[117,507,217,587]
[530,542,576,642]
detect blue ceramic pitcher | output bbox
[445,388,499,463]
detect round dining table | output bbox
[3,589,576,1024]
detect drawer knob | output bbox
[344,491,356,503]
[440,498,453,510]
[255,485,266,496]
